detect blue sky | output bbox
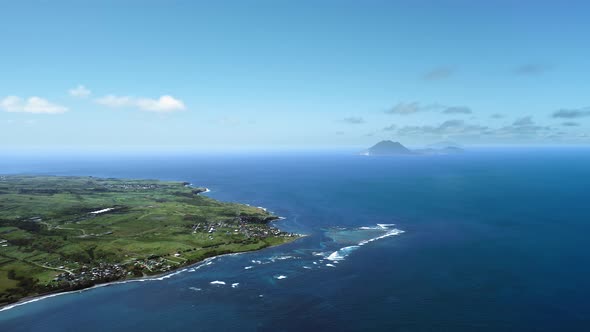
[1,0,589,149]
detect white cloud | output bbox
[68,85,91,98]
[95,94,186,112]
[1,96,68,114]
[136,95,185,112]
[95,95,134,108]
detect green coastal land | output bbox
[0,175,298,305]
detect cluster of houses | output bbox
[133,257,173,273]
[52,263,127,286]
[235,215,296,239]
[192,215,296,240]
[101,183,161,190]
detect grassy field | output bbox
[0,175,297,305]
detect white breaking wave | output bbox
[325,264,336,267]
[326,245,360,261]
[326,225,404,262]
[244,266,254,270]
[377,223,397,229]
[358,228,404,246]
[0,292,68,312]
[275,275,287,280]
[210,280,226,285]
[1,253,226,312]
[231,283,239,288]
[188,287,202,292]
[268,255,297,262]
[359,223,396,230]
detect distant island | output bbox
[0,176,299,306]
[361,140,464,156]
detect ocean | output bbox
[0,148,589,331]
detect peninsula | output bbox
[0,175,298,305]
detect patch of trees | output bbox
[172,191,195,198]
[0,219,42,233]
[17,188,59,195]
[62,250,92,264]
[7,238,34,247]
[3,269,42,303]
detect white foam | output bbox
[251,260,262,264]
[326,264,336,267]
[358,229,404,246]
[269,255,296,262]
[325,226,404,263]
[275,275,287,280]
[326,245,360,261]
[302,266,312,269]
[0,255,222,312]
[0,292,67,312]
[210,280,226,285]
[231,283,239,288]
[244,266,253,270]
[377,223,396,229]
[189,287,202,292]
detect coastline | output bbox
[0,231,303,312]
[0,180,302,313]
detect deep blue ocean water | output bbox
[0,148,589,331]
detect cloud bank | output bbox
[513,116,534,126]
[96,95,186,112]
[442,106,472,114]
[385,102,473,116]
[390,117,561,142]
[0,96,68,114]
[552,108,590,119]
[385,102,440,115]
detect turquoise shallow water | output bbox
[1,148,589,331]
